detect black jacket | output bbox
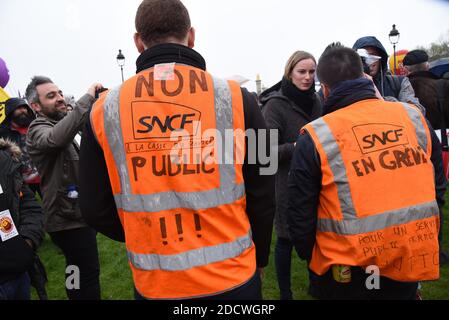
[0,125,22,147]
[408,71,449,130]
[0,138,44,283]
[260,81,321,239]
[79,44,275,268]
[287,95,447,263]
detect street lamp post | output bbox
[255,74,262,96]
[116,49,125,83]
[389,24,400,75]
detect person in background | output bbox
[79,0,275,300]
[260,50,322,300]
[404,50,449,130]
[0,98,41,197]
[288,43,444,300]
[353,36,424,111]
[0,138,44,300]
[25,76,103,300]
[404,49,449,265]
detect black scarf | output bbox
[323,78,377,115]
[136,43,206,73]
[281,77,315,115]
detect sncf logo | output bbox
[353,123,409,154]
[132,101,201,140]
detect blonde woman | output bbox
[261,51,322,300]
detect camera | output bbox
[357,49,381,75]
[360,56,371,74]
[95,87,108,99]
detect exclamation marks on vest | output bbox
[159,214,204,244]
[194,214,202,238]
[160,217,168,245]
[175,214,184,242]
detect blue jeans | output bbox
[0,273,31,300]
[275,237,300,300]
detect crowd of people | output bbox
[1,0,448,300]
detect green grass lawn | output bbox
[33,199,449,300]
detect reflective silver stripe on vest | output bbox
[128,231,253,271]
[401,102,428,152]
[103,76,244,213]
[114,184,245,212]
[103,86,132,197]
[310,118,357,220]
[310,108,439,235]
[318,201,439,235]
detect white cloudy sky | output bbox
[1,0,449,98]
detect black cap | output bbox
[403,50,429,66]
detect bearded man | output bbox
[0,98,41,195]
[25,76,103,300]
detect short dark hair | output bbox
[317,43,363,89]
[25,76,53,104]
[135,0,191,49]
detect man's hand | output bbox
[87,83,104,98]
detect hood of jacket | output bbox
[3,98,36,126]
[0,138,22,161]
[353,36,389,73]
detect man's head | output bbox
[403,50,429,74]
[317,43,364,98]
[361,46,382,77]
[25,76,67,121]
[352,36,389,78]
[134,0,194,53]
[4,98,35,127]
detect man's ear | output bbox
[134,32,146,53]
[187,27,195,48]
[321,83,330,99]
[30,102,41,114]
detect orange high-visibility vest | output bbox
[303,99,440,282]
[90,64,255,299]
